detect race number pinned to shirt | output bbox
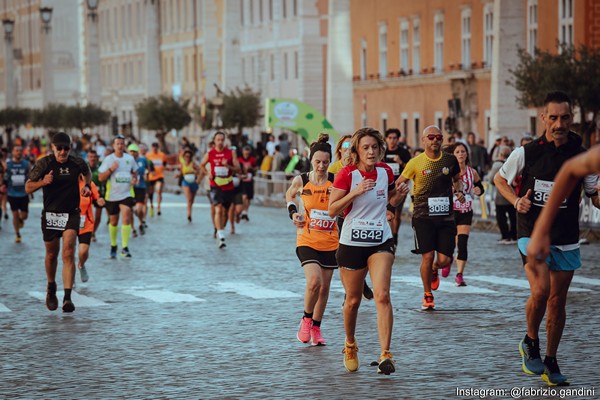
[533,179,567,208]
[428,197,450,216]
[214,166,229,177]
[10,174,25,186]
[45,212,69,231]
[115,171,131,183]
[308,209,335,232]
[350,218,384,244]
[386,163,400,176]
[454,194,473,213]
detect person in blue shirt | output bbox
[6,145,30,242]
[128,143,152,235]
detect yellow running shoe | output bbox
[15,234,21,243]
[342,341,359,372]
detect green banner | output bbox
[265,98,340,144]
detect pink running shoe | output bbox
[455,273,467,286]
[441,257,454,278]
[310,326,326,346]
[297,317,312,343]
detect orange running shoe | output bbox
[421,293,435,310]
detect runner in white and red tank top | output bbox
[329,127,408,375]
[441,142,484,286]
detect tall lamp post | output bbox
[40,6,54,107]
[2,18,16,108]
[86,0,101,105]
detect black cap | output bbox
[51,132,71,146]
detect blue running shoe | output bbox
[120,247,132,258]
[519,337,545,375]
[542,358,569,386]
[110,246,117,259]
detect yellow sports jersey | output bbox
[327,160,344,174]
[402,152,459,219]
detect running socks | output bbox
[312,319,321,327]
[524,334,538,344]
[48,281,57,291]
[217,229,225,240]
[64,288,72,301]
[122,224,132,248]
[303,311,313,319]
[109,224,119,246]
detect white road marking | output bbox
[572,276,600,286]
[391,276,497,294]
[213,282,301,299]
[28,291,109,307]
[124,289,205,303]
[469,275,591,292]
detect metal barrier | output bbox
[253,171,296,204]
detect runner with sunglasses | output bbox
[395,126,464,310]
[25,132,92,312]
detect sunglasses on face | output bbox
[341,142,351,149]
[426,135,444,141]
[54,145,70,152]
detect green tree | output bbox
[508,44,600,146]
[62,103,111,134]
[135,95,192,153]
[0,107,31,148]
[220,87,262,145]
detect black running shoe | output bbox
[62,299,75,313]
[363,282,374,300]
[46,287,58,311]
[139,224,145,235]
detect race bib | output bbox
[152,159,162,166]
[350,219,384,244]
[115,171,131,183]
[454,194,473,212]
[308,209,336,232]
[428,197,450,216]
[45,212,68,231]
[214,166,229,177]
[11,174,25,186]
[386,163,400,176]
[79,215,86,229]
[184,174,196,183]
[533,179,567,208]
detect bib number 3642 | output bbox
[350,219,384,244]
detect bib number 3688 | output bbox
[428,197,450,216]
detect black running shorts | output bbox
[8,195,29,213]
[78,231,92,245]
[336,238,396,270]
[296,246,338,269]
[210,187,233,208]
[105,197,136,215]
[411,217,456,256]
[454,210,473,226]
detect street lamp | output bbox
[3,18,15,108]
[86,0,99,21]
[86,0,101,105]
[40,7,54,106]
[40,7,52,32]
[2,19,14,40]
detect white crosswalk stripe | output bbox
[391,275,497,294]
[213,282,301,299]
[123,289,205,303]
[469,275,592,292]
[28,290,110,307]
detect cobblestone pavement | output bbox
[0,193,599,399]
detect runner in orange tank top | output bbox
[77,178,105,283]
[286,134,338,347]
